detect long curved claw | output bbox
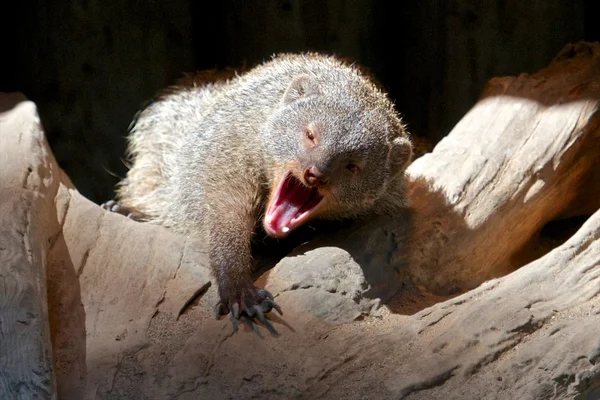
[260,316,280,337]
[261,298,282,315]
[242,314,263,339]
[231,302,241,319]
[257,289,282,315]
[258,289,274,300]
[217,287,283,336]
[101,200,115,209]
[249,305,265,322]
[101,200,146,221]
[229,312,240,333]
[244,302,280,336]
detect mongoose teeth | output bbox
[282,226,290,233]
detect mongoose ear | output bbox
[283,75,320,104]
[388,136,413,178]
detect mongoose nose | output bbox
[304,166,329,187]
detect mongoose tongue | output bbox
[264,173,323,237]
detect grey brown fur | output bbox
[115,53,413,329]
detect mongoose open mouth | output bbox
[264,173,324,238]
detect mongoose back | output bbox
[113,53,413,331]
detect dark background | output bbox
[2,0,599,203]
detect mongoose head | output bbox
[262,71,412,238]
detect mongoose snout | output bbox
[303,165,329,187]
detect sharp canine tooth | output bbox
[266,214,272,224]
[282,226,290,233]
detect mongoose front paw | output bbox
[215,286,282,336]
[101,200,146,221]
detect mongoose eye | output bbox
[346,163,359,173]
[305,128,315,142]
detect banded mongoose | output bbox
[107,53,413,332]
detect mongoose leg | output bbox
[101,200,146,221]
[208,204,283,335]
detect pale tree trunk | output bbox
[0,95,57,399]
[406,41,600,293]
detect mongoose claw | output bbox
[258,289,274,301]
[100,200,146,221]
[242,305,279,337]
[100,199,116,210]
[256,289,283,314]
[231,302,241,319]
[215,286,282,336]
[259,297,283,316]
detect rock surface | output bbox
[1,42,600,400]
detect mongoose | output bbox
[108,53,413,332]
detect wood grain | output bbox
[0,95,57,399]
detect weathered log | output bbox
[1,42,599,399]
[405,41,600,292]
[295,207,600,399]
[0,95,57,399]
